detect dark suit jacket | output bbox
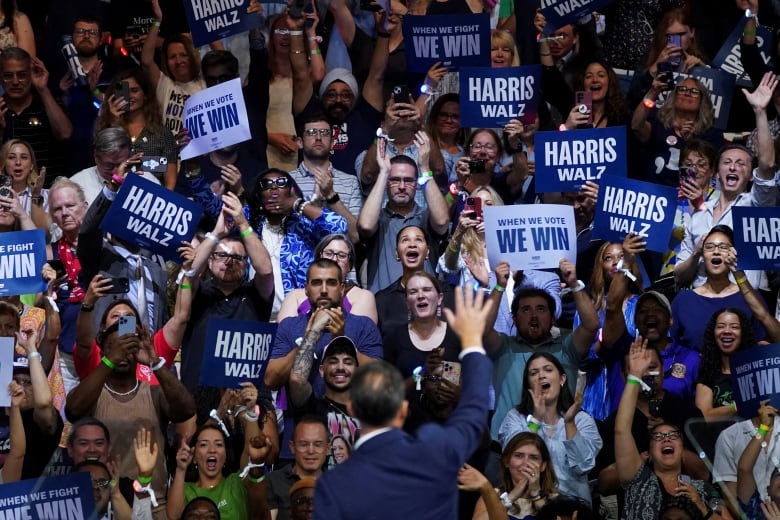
[314,351,492,520]
[77,189,168,332]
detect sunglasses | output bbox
[260,177,290,191]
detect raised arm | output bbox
[166,439,193,520]
[615,336,650,485]
[363,11,390,112]
[630,81,662,145]
[564,259,599,357]
[418,131,449,235]
[288,311,329,407]
[141,0,163,89]
[357,137,391,238]
[1,382,26,483]
[328,0,356,47]
[288,15,313,116]
[16,329,58,435]
[734,269,780,342]
[142,334,196,423]
[743,72,778,179]
[737,400,776,503]
[483,261,510,356]
[224,192,274,300]
[31,57,72,140]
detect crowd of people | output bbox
[3,0,780,519]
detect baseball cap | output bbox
[320,336,358,365]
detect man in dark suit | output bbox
[313,286,494,519]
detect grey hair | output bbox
[93,126,131,155]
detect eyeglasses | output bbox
[294,440,327,451]
[92,478,111,489]
[74,28,100,37]
[321,250,349,261]
[323,90,354,101]
[388,177,416,187]
[259,177,290,191]
[675,86,702,98]
[1,71,30,82]
[292,496,314,506]
[303,128,332,138]
[702,242,731,252]
[469,143,497,152]
[212,252,248,263]
[649,431,682,442]
[437,111,460,120]
[682,160,709,171]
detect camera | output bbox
[577,104,589,114]
[640,374,657,398]
[649,398,662,417]
[0,174,12,199]
[467,159,485,174]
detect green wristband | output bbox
[101,356,116,369]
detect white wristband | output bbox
[151,357,166,372]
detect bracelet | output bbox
[310,49,322,56]
[151,357,166,372]
[308,35,323,42]
[759,424,771,435]
[642,98,656,109]
[446,244,459,254]
[111,173,124,185]
[376,31,390,37]
[558,123,568,131]
[132,480,158,506]
[247,473,266,484]
[180,283,192,290]
[28,351,42,362]
[526,415,541,433]
[530,492,543,500]
[702,509,713,520]
[152,20,161,27]
[743,29,757,36]
[239,461,265,479]
[539,53,551,56]
[560,280,585,295]
[31,196,43,206]
[241,227,253,238]
[298,200,311,215]
[736,276,747,285]
[730,401,737,413]
[244,409,259,423]
[136,475,152,485]
[499,491,513,509]
[626,375,641,386]
[445,192,456,204]
[289,30,304,36]
[417,170,434,186]
[493,284,506,293]
[325,192,340,205]
[292,50,305,54]
[205,232,219,244]
[81,302,95,312]
[101,356,116,370]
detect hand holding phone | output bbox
[575,91,593,126]
[118,315,136,336]
[667,34,682,67]
[463,197,483,220]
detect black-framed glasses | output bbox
[74,28,100,37]
[437,111,460,120]
[1,71,30,82]
[702,242,731,252]
[321,250,349,261]
[259,177,290,191]
[292,496,314,506]
[212,252,248,263]
[323,90,354,101]
[675,86,701,98]
[303,128,332,138]
[649,431,681,442]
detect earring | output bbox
[437,305,442,318]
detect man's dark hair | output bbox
[511,288,557,318]
[182,497,221,519]
[390,154,419,177]
[295,113,330,137]
[201,50,239,79]
[294,414,328,439]
[69,417,111,446]
[536,496,594,520]
[306,258,343,283]
[0,47,31,67]
[74,459,111,476]
[349,361,405,427]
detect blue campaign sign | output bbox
[459,66,541,127]
[655,66,735,129]
[540,0,616,30]
[712,18,774,88]
[184,0,262,47]
[101,175,202,262]
[732,207,780,270]
[0,229,47,297]
[592,175,677,253]
[200,319,277,388]
[730,344,780,418]
[534,126,627,193]
[402,14,491,73]
[0,471,96,519]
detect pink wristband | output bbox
[111,173,124,185]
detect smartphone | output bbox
[360,0,382,12]
[679,167,696,186]
[46,259,66,279]
[303,1,315,27]
[441,361,462,386]
[649,398,663,417]
[657,61,675,91]
[114,80,130,105]
[139,156,168,174]
[667,34,682,67]
[0,174,11,198]
[392,85,410,104]
[575,91,593,126]
[464,197,483,219]
[118,315,136,336]
[467,159,485,174]
[575,370,587,399]
[678,474,692,485]
[105,276,130,294]
[288,0,305,19]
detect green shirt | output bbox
[184,473,248,520]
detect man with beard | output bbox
[285,14,386,177]
[358,143,449,292]
[289,335,361,470]
[65,318,196,518]
[178,194,274,421]
[265,259,382,394]
[0,47,72,180]
[289,116,363,243]
[60,16,114,174]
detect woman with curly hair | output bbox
[561,61,630,130]
[631,75,722,188]
[695,308,755,422]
